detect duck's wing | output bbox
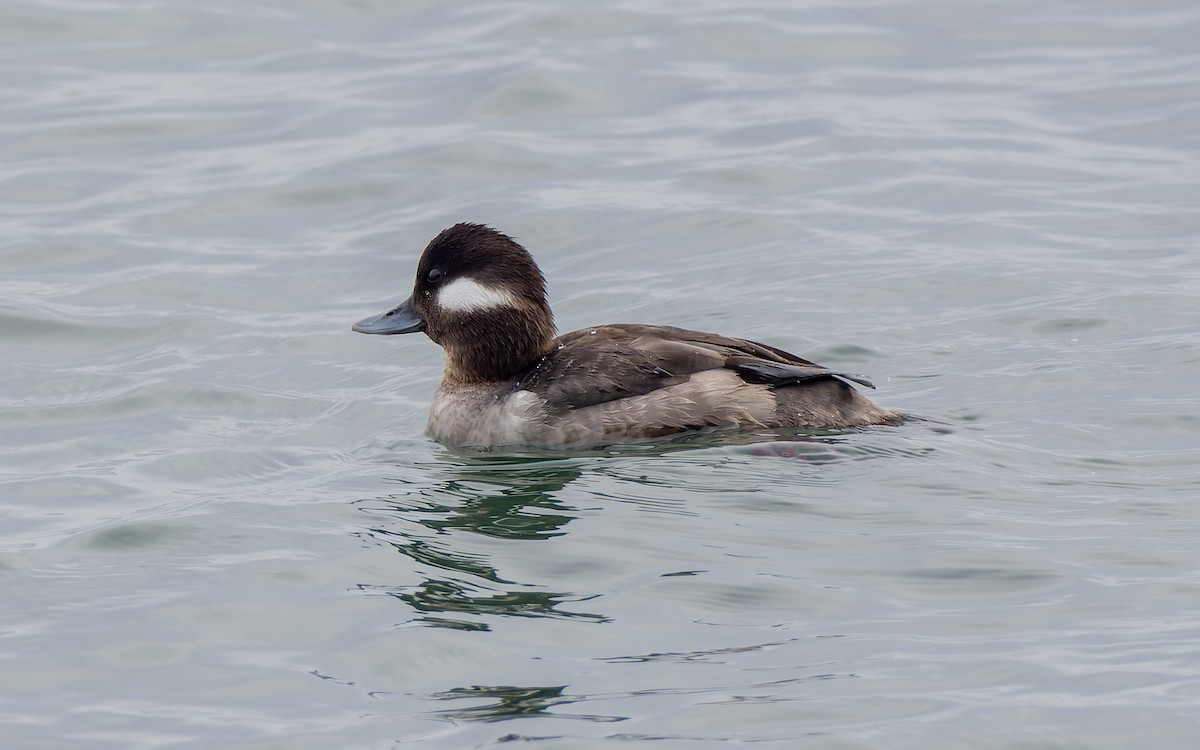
[517,324,874,412]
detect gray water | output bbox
[3,1,1199,748]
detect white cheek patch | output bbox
[437,276,519,313]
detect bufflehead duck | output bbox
[353,223,902,449]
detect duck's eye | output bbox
[426,268,444,284]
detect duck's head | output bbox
[353,223,556,383]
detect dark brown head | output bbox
[352,223,556,383]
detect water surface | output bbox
[3,1,1199,748]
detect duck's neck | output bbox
[441,307,556,385]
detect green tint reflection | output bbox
[398,579,606,622]
[358,457,607,627]
[431,684,625,724]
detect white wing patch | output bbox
[437,277,519,313]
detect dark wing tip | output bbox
[732,360,876,389]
